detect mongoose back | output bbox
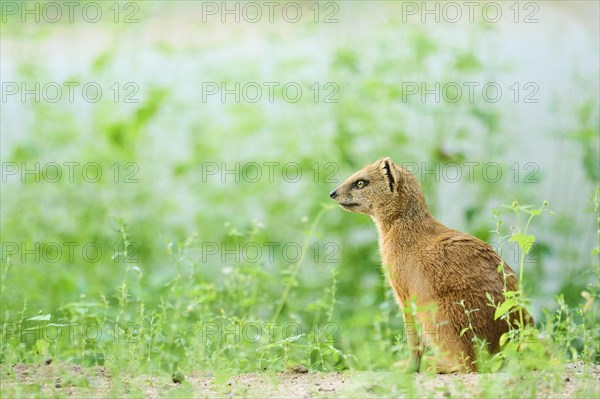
[330,157,532,373]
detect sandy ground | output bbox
[2,361,599,398]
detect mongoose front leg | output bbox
[402,310,422,373]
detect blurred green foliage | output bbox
[0,1,598,377]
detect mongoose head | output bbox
[329,157,429,222]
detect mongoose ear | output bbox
[378,157,400,192]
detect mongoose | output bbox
[330,157,532,373]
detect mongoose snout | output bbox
[331,156,533,373]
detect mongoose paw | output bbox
[425,361,463,374]
[393,358,421,374]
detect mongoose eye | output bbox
[353,180,368,189]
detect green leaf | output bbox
[509,233,535,253]
[460,327,470,337]
[28,314,51,321]
[494,299,516,320]
[490,358,504,373]
[499,332,509,346]
[281,334,304,344]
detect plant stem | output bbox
[271,206,331,324]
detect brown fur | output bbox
[330,157,532,373]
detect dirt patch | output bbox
[2,361,598,398]
[203,363,600,399]
[4,361,112,397]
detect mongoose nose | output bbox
[329,190,338,199]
